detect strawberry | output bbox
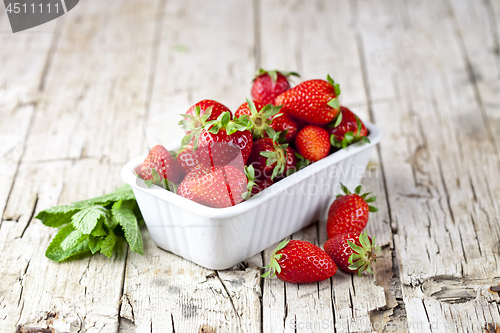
[180,111,253,168]
[176,144,200,176]
[324,231,380,276]
[251,69,299,105]
[177,164,210,201]
[268,112,298,142]
[247,134,297,180]
[326,184,378,239]
[178,164,249,208]
[182,100,232,134]
[326,106,370,149]
[295,125,331,162]
[274,75,341,125]
[262,239,337,284]
[252,178,273,195]
[140,145,181,185]
[235,99,282,140]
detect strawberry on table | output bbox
[327,184,378,239]
[262,239,337,284]
[326,106,370,149]
[140,145,181,185]
[235,99,282,140]
[324,231,380,276]
[178,164,249,208]
[275,75,341,125]
[295,125,331,162]
[251,69,299,105]
[247,132,297,180]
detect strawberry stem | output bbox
[254,69,300,83]
[347,231,380,276]
[261,239,289,278]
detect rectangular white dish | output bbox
[121,122,381,270]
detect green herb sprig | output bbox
[36,185,144,262]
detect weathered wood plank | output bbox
[0,0,161,331]
[21,0,159,164]
[119,1,263,332]
[0,15,58,220]
[358,0,500,330]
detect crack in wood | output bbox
[214,271,243,331]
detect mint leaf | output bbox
[36,205,80,228]
[112,200,143,255]
[45,224,91,262]
[105,214,119,230]
[71,205,107,234]
[100,229,117,258]
[72,185,135,208]
[60,229,88,251]
[88,235,102,254]
[91,218,108,237]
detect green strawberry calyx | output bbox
[142,168,177,193]
[338,183,378,212]
[259,130,290,180]
[347,231,381,276]
[330,115,370,149]
[326,74,341,111]
[242,165,257,200]
[261,239,289,278]
[283,151,311,177]
[179,110,253,151]
[240,99,283,140]
[254,69,300,83]
[178,106,214,150]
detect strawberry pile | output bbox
[262,183,380,283]
[137,69,370,209]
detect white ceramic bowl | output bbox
[121,122,381,270]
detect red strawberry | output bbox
[177,164,210,201]
[252,178,274,195]
[140,145,180,185]
[251,69,299,105]
[275,75,341,125]
[268,112,298,142]
[234,100,265,118]
[295,125,330,162]
[247,135,297,180]
[262,240,337,284]
[324,231,380,276]
[178,165,248,208]
[176,144,200,176]
[292,116,309,131]
[326,106,369,149]
[235,99,282,140]
[182,100,232,134]
[326,184,378,239]
[180,111,253,168]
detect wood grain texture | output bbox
[0,0,160,332]
[358,0,500,330]
[1,0,500,332]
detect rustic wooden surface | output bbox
[1,0,500,332]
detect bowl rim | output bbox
[121,122,381,219]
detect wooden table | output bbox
[2,0,500,332]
